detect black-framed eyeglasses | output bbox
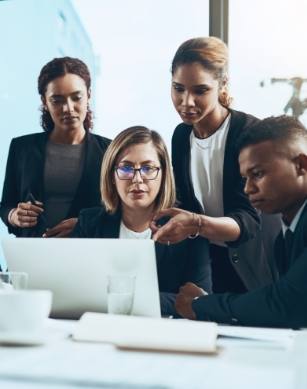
[114,166,162,180]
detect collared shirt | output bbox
[281,199,307,237]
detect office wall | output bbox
[0,0,96,267]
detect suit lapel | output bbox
[181,127,192,196]
[180,125,203,213]
[293,202,307,235]
[222,109,240,214]
[274,230,284,275]
[20,133,48,237]
[101,212,121,238]
[154,242,166,269]
[289,201,307,266]
[25,132,48,203]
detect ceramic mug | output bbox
[0,290,52,332]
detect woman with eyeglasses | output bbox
[72,126,212,316]
[0,57,110,238]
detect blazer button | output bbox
[232,254,239,263]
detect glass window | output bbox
[71,0,210,148]
[229,0,307,125]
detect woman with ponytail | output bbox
[151,37,281,294]
[0,57,110,238]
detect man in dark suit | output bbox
[174,115,307,328]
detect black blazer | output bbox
[0,131,111,237]
[71,207,212,316]
[192,203,307,329]
[172,109,281,290]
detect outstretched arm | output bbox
[150,208,240,245]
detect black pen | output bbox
[28,193,49,230]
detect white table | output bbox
[0,319,306,389]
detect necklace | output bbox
[121,221,152,240]
[194,112,229,150]
[195,129,218,150]
[121,219,150,234]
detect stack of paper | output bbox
[217,325,295,348]
[73,312,217,354]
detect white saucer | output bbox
[0,331,47,346]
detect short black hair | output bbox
[236,115,307,152]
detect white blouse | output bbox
[189,113,231,246]
[119,220,152,239]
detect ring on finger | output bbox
[167,241,170,246]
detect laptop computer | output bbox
[1,238,161,319]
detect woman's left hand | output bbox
[150,208,198,244]
[42,218,78,238]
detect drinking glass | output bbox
[107,275,136,315]
[0,272,28,291]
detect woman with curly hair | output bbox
[0,57,110,238]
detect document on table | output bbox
[218,325,295,343]
[73,312,217,354]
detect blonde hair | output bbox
[171,37,233,108]
[100,126,177,214]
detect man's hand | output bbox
[150,208,198,244]
[43,218,78,238]
[174,282,208,320]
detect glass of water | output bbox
[0,272,28,291]
[107,275,136,315]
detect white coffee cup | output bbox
[0,290,52,332]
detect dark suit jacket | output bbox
[172,108,281,290]
[192,203,307,328]
[72,207,212,316]
[0,131,111,237]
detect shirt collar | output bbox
[281,199,307,237]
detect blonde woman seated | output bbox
[72,126,212,316]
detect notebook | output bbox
[73,312,218,354]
